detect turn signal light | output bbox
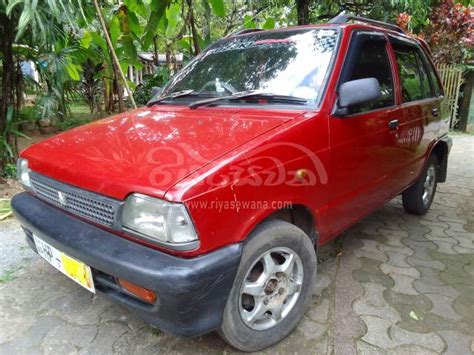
[118,279,156,304]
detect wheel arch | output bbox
[430,138,450,183]
[246,204,319,250]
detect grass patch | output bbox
[449,130,474,136]
[69,102,91,115]
[56,102,111,131]
[0,199,12,220]
[56,117,92,131]
[0,267,20,283]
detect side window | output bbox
[414,50,431,99]
[420,51,443,96]
[393,45,423,102]
[340,34,395,114]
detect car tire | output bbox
[219,220,317,352]
[402,154,438,215]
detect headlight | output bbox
[17,158,32,189]
[122,194,198,249]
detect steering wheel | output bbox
[199,80,237,95]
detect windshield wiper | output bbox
[188,90,308,109]
[147,89,196,107]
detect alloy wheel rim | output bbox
[239,247,304,331]
[422,165,436,205]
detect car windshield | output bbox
[161,28,339,106]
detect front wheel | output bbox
[219,220,317,352]
[402,154,438,215]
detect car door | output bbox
[389,38,442,189]
[327,31,404,236]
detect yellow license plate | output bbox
[33,234,95,293]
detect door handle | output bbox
[432,108,440,117]
[388,119,400,129]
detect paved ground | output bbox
[0,134,473,354]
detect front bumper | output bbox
[12,192,242,336]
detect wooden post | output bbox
[458,70,473,132]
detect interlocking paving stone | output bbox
[353,283,400,322]
[453,245,474,254]
[353,239,388,262]
[428,240,458,254]
[402,239,438,250]
[424,293,461,320]
[412,280,459,298]
[410,245,436,260]
[380,264,420,279]
[407,255,447,270]
[463,262,474,277]
[388,325,445,353]
[378,243,413,256]
[360,315,396,348]
[384,251,413,268]
[436,330,473,355]
[416,266,447,286]
[387,274,420,295]
[352,258,395,288]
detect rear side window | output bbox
[420,51,443,96]
[415,51,431,99]
[393,46,423,102]
[340,33,394,114]
[393,44,437,102]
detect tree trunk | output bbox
[457,71,473,132]
[202,0,211,42]
[153,36,160,66]
[114,75,125,113]
[296,0,311,25]
[93,0,136,110]
[0,13,16,173]
[58,87,67,121]
[187,0,200,55]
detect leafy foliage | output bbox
[133,68,170,105]
[0,106,27,169]
[3,163,16,179]
[56,116,92,131]
[424,0,473,64]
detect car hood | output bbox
[22,106,304,200]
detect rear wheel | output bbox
[219,220,317,352]
[402,154,438,215]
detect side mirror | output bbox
[150,86,162,98]
[334,78,381,116]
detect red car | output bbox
[13,15,452,351]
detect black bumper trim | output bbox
[12,192,242,336]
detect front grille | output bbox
[30,172,121,227]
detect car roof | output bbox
[231,23,408,40]
[228,22,426,53]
